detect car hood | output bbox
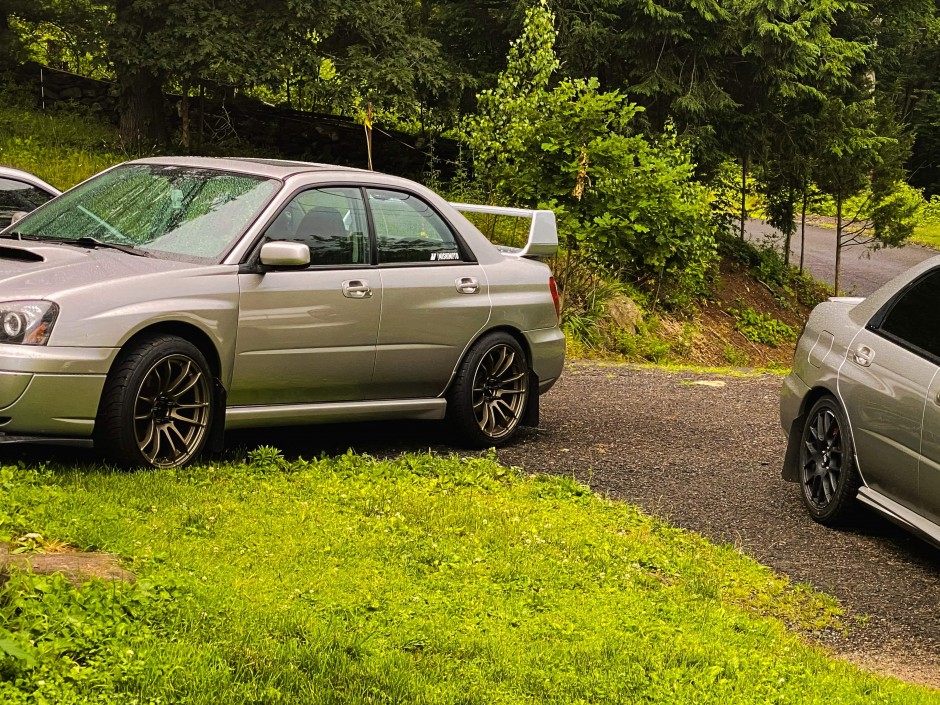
[0,241,199,298]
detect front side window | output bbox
[0,178,55,228]
[10,164,278,262]
[264,187,369,266]
[878,269,940,359]
[368,189,463,264]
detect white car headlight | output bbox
[0,301,58,345]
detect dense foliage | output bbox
[3,0,938,293]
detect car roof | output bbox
[127,156,371,180]
[0,166,61,196]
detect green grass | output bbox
[0,103,125,190]
[911,223,940,250]
[0,451,937,703]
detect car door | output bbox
[230,186,381,405]
[0,177,56,228]
[367,188,491,400]
[840,268,940,510]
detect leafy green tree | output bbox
[466,0,715,305]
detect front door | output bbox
[230,186,380,405]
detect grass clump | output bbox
[731,303,797,347]
[0,101,124,190]
[0,451,937,703]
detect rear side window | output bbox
[367,188,463,264]
[0,178,54,228]
[878,269,940,359]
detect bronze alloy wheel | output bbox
[134,353,211,467]
[471,343,528,440]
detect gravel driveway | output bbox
[4,362,940,686]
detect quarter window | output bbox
[0,178,55,228]
[367,189,462,264]
[879,269,940,358]
[265,187,369,266]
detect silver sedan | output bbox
[0,166,60,228]
[781,255,940,543]
[0,158,564,468]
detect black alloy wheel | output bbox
[799,395,860,525]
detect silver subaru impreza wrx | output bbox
[781,256,940,543]
[0,157,565,468]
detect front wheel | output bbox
[447,332,530,447]
[799,395,861,525]
[95,335,214,468]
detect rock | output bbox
[0,543,135,587]
[606,295,643,334]
[59,86,83,100]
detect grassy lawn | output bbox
[1,450,937,704]
[911,223,940,250]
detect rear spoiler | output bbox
[450,203,558,258]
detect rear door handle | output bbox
[455,276,479,294]
[342,280,373,299]
[852,345,874,367]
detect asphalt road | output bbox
[745,219,937,295]
[3,364,939,686]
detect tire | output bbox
[95,335,214,469]
[447,332,529,448]
[799,395,861,525]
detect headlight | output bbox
[0,301,58,345]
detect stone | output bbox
[59,86,83,99]
[0,543,136,587]
[606,295,643,334]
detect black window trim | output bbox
[867,265,940,366]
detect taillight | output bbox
[548,276,560,322]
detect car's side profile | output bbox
[781,255,940,544]
[0,158,564,468]
[0,166,60,228]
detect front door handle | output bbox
[455,276,480,294]
[852,345,874,367]
[342,280,373,299]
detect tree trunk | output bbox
[834,195,843,296]
[740,154,748,239]
[800,189,807,273]
[783,188,793,267]
[118,68,167,150]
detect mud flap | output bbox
[781,414,805,482]
[522,371,539,427]
[208,380,227,453]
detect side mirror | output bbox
[9,211,29,225]
[259,241,310,268]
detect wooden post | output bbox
[364,103,374,170]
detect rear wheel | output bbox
[95,335,214,468]
[448,332,529,447]
[799,395,860,525]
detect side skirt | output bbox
[225,398,447,430]
[856,486,940,548]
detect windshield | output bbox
[9,164,279,262]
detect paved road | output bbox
[746,219,937,296]
[4,364,940,686]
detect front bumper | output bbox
[0,345,117,437]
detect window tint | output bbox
[368,189,462,264]
[266,187,369,266]
[0,178,55,228]
[880,269,940,358]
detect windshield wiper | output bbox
[48,236,151,257]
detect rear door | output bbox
[231,186,380,405]
[367,188,491,399]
